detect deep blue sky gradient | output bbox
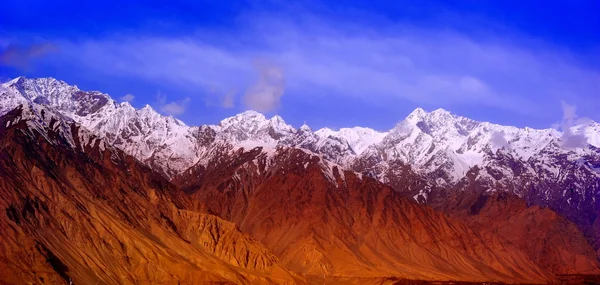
[1,0,598,130]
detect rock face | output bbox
[0,105,304,285]
[2,76,600,282]
[428,187,600,275]
[3,78,597,249]
[1,77,205,178]
[449,151,600,261]
[174,146,555,283]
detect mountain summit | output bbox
[1,77,597,182]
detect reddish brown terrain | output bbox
[433,167,600,276]
[174,146,555,284]
[354,159,600,277]
[0,106,304,284]
[431,189,600,275]
[1,105,598,284]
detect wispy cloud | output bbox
[243,59,285,113]
[120,93,135,102]
[51,13,599,118]
[222,90,235,108]
[0,42,58,69]
[202,88,237,109]
[156,91,191,116]
[491,131,509,149]
[559,101,589,149]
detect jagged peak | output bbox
[118,101,135,111]
[3,76,26,87]
[140,104,156,112]
[268,115,294,131]
[314,127,336,138]
[7,76,75,89]
[430,108,451,115]
[239,109,266,119]
[135,104,162,121]
[219,110,267,126]
[268,114,286,125]
[217,111,296,136]
[299,123,312,132]
[428,108,455,120]
[405,107,428,121]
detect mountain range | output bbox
[1,76,599,284]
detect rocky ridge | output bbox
[2,76,600,280]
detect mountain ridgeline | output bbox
[1,76,599,284]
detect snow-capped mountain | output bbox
[315,126,388,155]
[2,75,599,257]
[1,77,206,177]
[0,102,122,162]
[2,77,598,184]
[213,110,294,145]
[356,107,587,185]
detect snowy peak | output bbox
[2,76,115,119]
[219,110,266,126]
[0,77,201,178]
[2,76,26,87]
[405,107,428,123]
[1,76,599,186]
[5,76,80,102]
[299,123,312,132]
[0,102,114,156]
[400,108,479,135]
[216,110,296,144]
[374,107,598,183]
[316,126,387,155]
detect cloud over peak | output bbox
[120,94,135,102]
[242,60,285,113]
[156,91,191,116]
[559,101,589,149]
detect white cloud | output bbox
[559,101,589,149]
[561,101,577,123]
[242,60,285,112]
[120,93,135,102]
[156,91,190,116]
[491,131,509,149]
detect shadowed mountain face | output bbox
[0,106,305,285]
[429,188,600,276]
[367,161,600,276]
[173,146,555,284]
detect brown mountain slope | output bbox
[174,146,555,284]
[426,167,600,276]
[0,106,305,285]
[356,158,600,276]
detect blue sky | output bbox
[1,0,599,130]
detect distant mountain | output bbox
[2,76,599,278]
[0,84,561,284]
[3,77,597,184]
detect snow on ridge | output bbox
[1,76,599,185]
[315,126,388,155]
